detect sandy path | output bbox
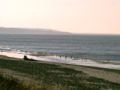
[60,64,120,84]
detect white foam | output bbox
[27,55,120,70]
[0,51,24,59]
[0,51,120,70]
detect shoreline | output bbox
[0,51,120,70]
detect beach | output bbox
[0,35,120,90]
[0,55,119,90]
[0,51,120,70]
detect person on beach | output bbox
[24,55,29,60]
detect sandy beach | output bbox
[0,51,120,70]
[0,53,119,90]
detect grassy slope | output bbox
[0,58,120,90]
[60,64,120,83]
[0,74,29,90]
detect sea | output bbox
[0,34,120,61]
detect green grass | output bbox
[0,74,29,90]
[0,58,120,90]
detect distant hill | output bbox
[0,27,71,35]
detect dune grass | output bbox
[0,74,29,90]
[0,58,120,90]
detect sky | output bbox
[0,0,120,34]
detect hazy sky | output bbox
[0,0,120,34]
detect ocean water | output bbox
[0,34,120,61]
